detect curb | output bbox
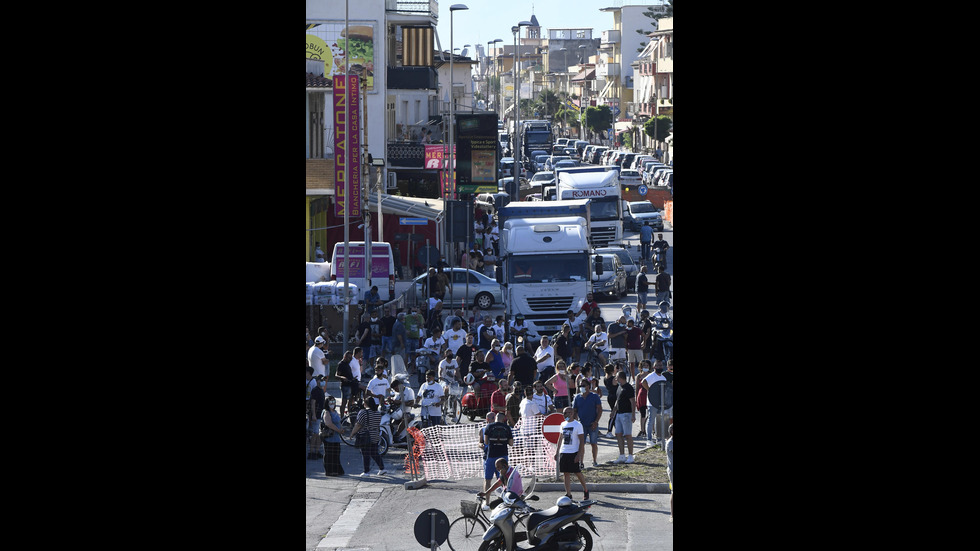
[533,482,669,494]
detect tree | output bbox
[582,105,613,140]
[534,88,561,120]
[643,114,672,143]
[636,0,674,52]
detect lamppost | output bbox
[559,47,568,137]
[579,45,588,140]
[449,4,468,201]
[512,20,532,182]
[487,38,502,113]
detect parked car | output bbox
[589,146,608,164]
[594,245,641,289]
[544,155,571,171]
[654,169,673,187]
[412,268,502,310]
[475,192,511,214]
[529,171,555,187]
[563,147,578,158]
[624,201,664,232]
[631,155,655,171]
[591,253,628,299]
[649,167,671,186]
[533,154,551,172]
[619,169,643,187]
[553,159,582,170]
[500,157,526,180]
[641,161,666,184]
[661,172,673,190]
[555,138,570,148]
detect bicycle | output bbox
[441,376,463,425]
[446,474,538,551]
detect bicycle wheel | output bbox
[447,515,487,551]
[377,436,388,457]
[339,413,358,446]
[445,395,462,425]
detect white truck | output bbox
[553,166,623,247]
[496,214,591,345]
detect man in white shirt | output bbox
[365,364,391,405]
[554,406,589,500]
[531,380,555,415]
[641,360,672,446]
[418,370,446,425]
[585,324,609,365]
[533,335,556,383]
[350,347,364,385]
[389,377,415,441]
[307,336,328,378]
[444,318,468,356]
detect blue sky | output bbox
[433,1,665,56]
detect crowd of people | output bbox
[306,216,672,516]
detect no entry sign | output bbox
[541,413,565,444]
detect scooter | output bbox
[480,492,600,551]
[652,316,673,362]
[415,347,439,387]
[379,401,422,451]
[462,371,498,422]
[652,248,667,272]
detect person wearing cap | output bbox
[307,335,328,379]
[418,369,445,425]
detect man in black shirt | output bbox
[481,412,515,501]
[455,333,478,382]
[508,345,538,387]
[612,371,637,464]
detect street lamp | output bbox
[488,38,502,114]
[579,45,588,140]
[559,47,568,137]
[449,4,468,201]
[512,20,532,181]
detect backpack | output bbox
[636,273,649,293]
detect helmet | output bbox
[556,496,573,507]
[465,373,475,385]
[658,300,670,310]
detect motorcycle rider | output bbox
[585,323,610,365]
[388,377,415,442]
[478,457,523,508]
[480,412,515,509]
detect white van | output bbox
[329,241,396,301]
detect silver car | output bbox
[413,268,503,310]
[591,253,628,299]
[594,245,641,289]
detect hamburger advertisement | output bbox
[306,22,376,90]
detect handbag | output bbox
[354,428,371,449]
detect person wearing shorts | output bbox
[555,407,590,500]
[572,382,603,467]
[481,412,514,508]
[613,371,637,464]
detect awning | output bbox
[614,121,636,132]
[367,192,445,223]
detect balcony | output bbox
[386,0,439,19]
[601,29,620,45]
[596,63,620,78]
[387,66,439,90]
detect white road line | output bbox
[317,498,377,550]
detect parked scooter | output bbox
[480,492,600,551]
[462,371,498,422]
[379,401,421,451]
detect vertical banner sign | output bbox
[456,113,499,195]
[334,74,361,217]
[425,144,455,200]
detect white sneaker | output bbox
[358,472,369,477]
[481,504,491,511]
[625,455,635,464]
[378,469,388,476]
[615,455,626,463]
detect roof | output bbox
[530,14,540,27]
[307,72,332,88]
[570,68,595,82]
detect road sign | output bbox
[638,184,648,196]
[612,106,621,116]
[400,217,428,225]
[542,413,565,444]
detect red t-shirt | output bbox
[491,389,507,412]
[581,300,600,315]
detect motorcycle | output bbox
[414,347,439,387]
[379,399,422,451]
[652,248,667,272]
[652,316,673,362]
[462,371,498,422]
[479,491,600,551]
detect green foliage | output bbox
[583,105,613,135]
[643,115,672,142]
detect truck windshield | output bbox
[590,196,621,221]
[509,254,589,284]
[630,202,654,213]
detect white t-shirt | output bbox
[423,336,446,356]
[643,371,667,407]
[531,392,553,414]
[494,323,506,342]
[439,359,458,380]
[519,397,540,419]
[395,386,415,411]
[418,381,445,417]
[586,332,608,352]
[534,345,555,371]
[444,328,468,354]
[307,345,326,378]
[559,419,584,454]
[366,377,391,402]
[350,357,362,380]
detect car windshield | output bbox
[622,171,640,178]
[535,155,549,164]
[630,202,655,213]
[531,173,553,182]
[611,250,635,266]
[508,254,589,284]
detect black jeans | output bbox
[360,442,385,473]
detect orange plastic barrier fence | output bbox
[664,200,673,226]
